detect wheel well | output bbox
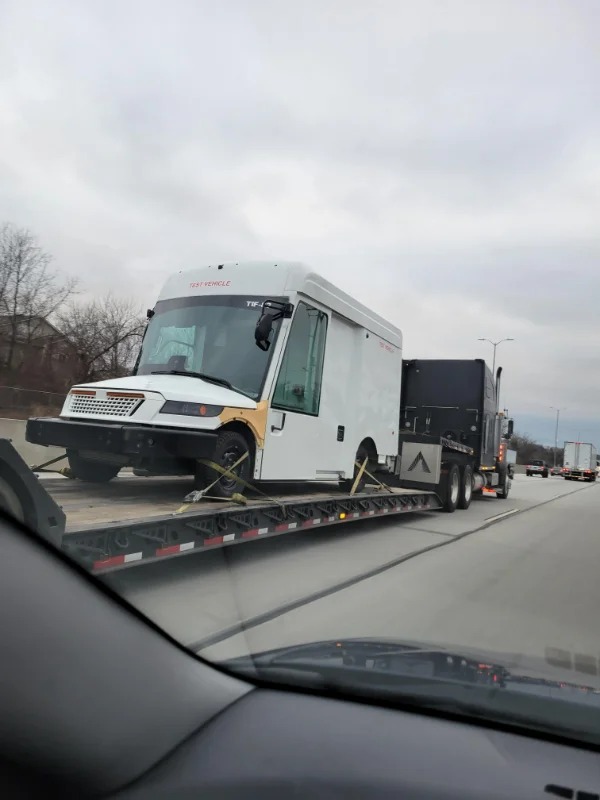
[359,437,377,458]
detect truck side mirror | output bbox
[255,300,294,351]
[255,313,274,351]
[504,419,514,439]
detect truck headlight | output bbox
[159,401,223,417]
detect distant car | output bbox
[550,466,562,476]
[526,460,549,478]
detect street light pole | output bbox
[477,337,515,375]
[550,406,566,468]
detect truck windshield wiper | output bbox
[150,369,234,390]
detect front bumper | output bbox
[26,418,217,461]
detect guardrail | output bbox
[0,418,64,467]
[0,385,65,420]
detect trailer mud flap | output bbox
[0,439,66,546]
[399,442,442,484]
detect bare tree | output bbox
[57,295,146,383]
[0,223,77,369]
[509,432,562,465]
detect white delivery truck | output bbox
[562,441,597,482]
[27,262,403,496]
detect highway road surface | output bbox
[102,474,600,684]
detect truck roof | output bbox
[158,261,403,348]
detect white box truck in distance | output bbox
[563,441,597,482]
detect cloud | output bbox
[0,0,599,431]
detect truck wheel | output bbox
[195,430,253,499]
[340,443,371,494]
[457,464,473,510]
[543,472,548,478]
[67,450,121,483]
[440,464,460,513]
[497,470,510,499]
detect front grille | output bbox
[66,394,143,417]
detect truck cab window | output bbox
[272,302,328,415]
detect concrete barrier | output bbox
[0,418,64,469]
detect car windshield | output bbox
[2,0,600,754]
[136,295,283,400]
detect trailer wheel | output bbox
[497,469,510,499]
[440,464,460,513]
[457,465,473,509]
[67,450,121,483]
[195,430,253,499]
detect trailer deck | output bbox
[38,474,441,574]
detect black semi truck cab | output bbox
[400,358,502,469]
[397,358,514,509]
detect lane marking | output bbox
[188,482,600,653]
[484,508,519,523]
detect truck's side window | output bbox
[272,302,328,415]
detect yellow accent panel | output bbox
[218,401,269,449]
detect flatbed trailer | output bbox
[0,439,441,575]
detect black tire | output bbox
[67,450,121,483]
[440,463,460,513]
[542,472,548,478]
[195,430,253,499]
[497,469,510,499]
[457,464,473,510]
[340,443,372,494]
[526,471,531,477]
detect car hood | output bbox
[72,374,257,409]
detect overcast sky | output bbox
[1,0,598,444]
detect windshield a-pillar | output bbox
[136,295,283,400]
